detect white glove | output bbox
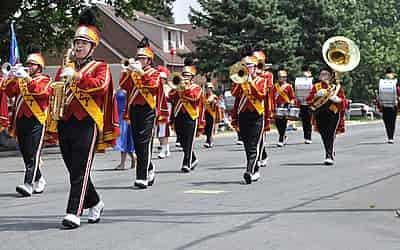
[131,62,142,73]
[316,89,327,97]
[247,75,253,83]
[329,95,341,103]
[60,67,76,80]
[15,68,29,79]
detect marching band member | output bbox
[119,37,169,188]
[273,67,296,147]
[306,67,347,165]
[376,68,400,144]
[168,58,205,173]
[253,51,273,167]
[203,80,221,148]
[56,9,119,228]
[299,65,313,144]
[4,46,51,197]
[231,54,266,184]
[0,66,9,132]
[156,65,171,158]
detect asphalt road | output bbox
[1,121,400,250]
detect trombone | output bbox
[229,62,249,84]
[167,72,188,92]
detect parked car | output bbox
[348,103,374,118]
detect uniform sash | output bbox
[274,83,291,104]
[18,78,48,124]
[241,81,264,115]
[130,72,157,109]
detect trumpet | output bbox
[229,62,249,84]
[1,63,29,78]
[121,58,136,71]
[168,72,188,92]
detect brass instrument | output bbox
[1,63,29,78]
[50,48,74,120]
[311,36,360,111]
[229,62,249,84]
[168,72,188,92]
[121,58,136,71]
[257,61,265,71]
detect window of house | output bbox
[168,31,172,50]
[179,31,184,48]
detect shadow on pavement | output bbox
[190,181,243,186]
[280,162,326,167]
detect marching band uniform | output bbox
[203,82,222,148]
[273,69,296,147]
[57,10,119,228]
[299,66,313,144]
[5,50,51,196]
[156,66,171,158]
[119,39,169,188]
[0,75,9,132]
[306,69,347,165]
[253,51,273,167]
[168,61,205,173]
[231,55,266,184]
[376,69,400,144]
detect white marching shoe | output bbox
[158,145,171,159]
[16,183,33,197]
[277,142,284,147]
[33,177,46,194]
[62,214,80,229]
[304,139,312,144]
[88,200,105,223]
[324,158,334,165]
[388,139,394,144]
[258,158,268,168]
[134,179,148,189]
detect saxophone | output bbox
[50,48,74,120]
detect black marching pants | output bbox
[58,116,100,216]
[382,107,397,140]
[300,105,312,140]
[175,112,197,168]
[16,116,45,184]
[204,111,214,144]
[130,104,156,181]
[315,110,340,160]
[275,118,288,142]
[239,110,264,174]
[258,132,268,161]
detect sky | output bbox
[173,0,201,24]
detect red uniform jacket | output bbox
[5,73,51,137]
[203,92,222,124]
[262,71,274,131]
[119,65,169,124]
[231,75,267,131]
[0,77,9,132]
[306,81,347,134]
[55,60,120,152]
[168,82,205,134]
[272,82,296,107]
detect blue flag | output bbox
[9,21,20,66]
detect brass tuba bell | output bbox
[322,36,360,74]
[229,62,249,84]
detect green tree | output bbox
[187,0,300,85]
[0,0,175,62]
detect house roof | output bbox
[175,24,208,52]
[135,11,188,32]
[97,3,188,66]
